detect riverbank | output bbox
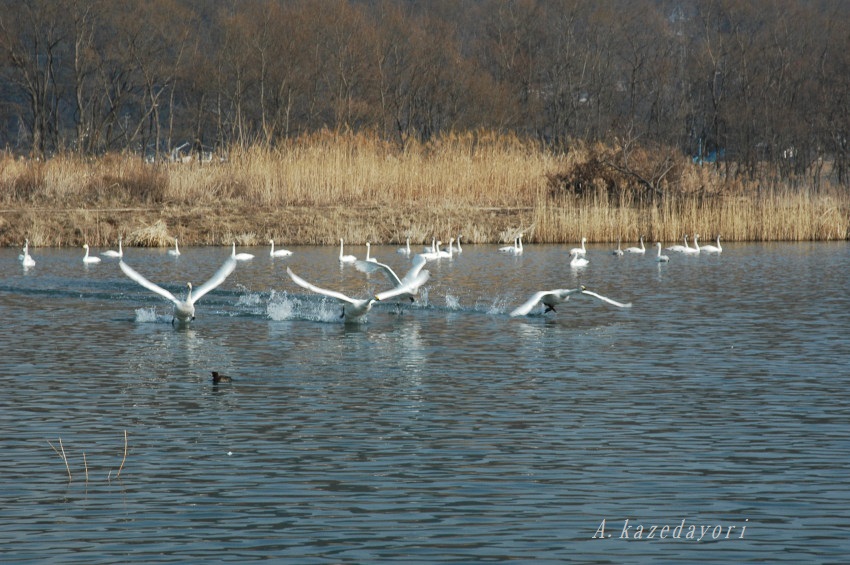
[2,132,848,248]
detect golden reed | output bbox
[1,130,847,247]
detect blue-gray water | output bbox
[2,241,849,563]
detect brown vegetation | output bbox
[1,132,847,248]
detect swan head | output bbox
[84,244,89,250]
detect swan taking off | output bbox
[655,242,670,262]
[624,236,645,254]
[20,239,36,267]
[231,242,255,261]
[101,237,123,258]
[82,244,101,264]
[355,254,430,303]
[700,234,723,254]
[570,237,587,256]
[510,286,632,317]
[286,266,429,321]
[269,239,293,257]
[339,239,357,263]
[168,238,181,256]
[119,256,237,324]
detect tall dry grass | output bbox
[1,130,848,247]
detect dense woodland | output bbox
[1,0,849,188]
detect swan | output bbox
[338,239,357,263]
[355,254,430,303]
[421,240,443,261]
[101,237,123,258]
[424,237,436,253]
[700,234,723,254]
[436,237,454,259]
[82,244,101,264]
[570,237,588,256]
[682,233,700,255]
[119,256,237,324]
[231,242,255,261]
[569,250,588,267]
[666,234,689,252]
[269,239,293,257]
[20,239,36,267]
[365,242,379,263]
[624,236,646,254]
[499,234,523,255]
[510,285,632,317]
[449,235,463,253]
[655,242,670,262]
[286,266,429,321]
[397,237,411,255]
[168,238,181,256]
[612,237,624,256]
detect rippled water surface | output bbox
[2,241,849,563]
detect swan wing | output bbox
[287,267,357,305]
[191,256,238,303]
[401,254,428,284]
[375,270,430,301]
[355,259,402,286]
[581,290,632,308]
[119,260,179,305]
[510,291,550,317]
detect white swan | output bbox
[499,234,523,255]
[232,242,255,261]
[655,242,669,262]
[119,256,237,324]
[569,250,588,267]
[423,237,436,253]
[570,237,587,256]
[421,240,443,261]
[682,233,700,255]
[449,235,463,253]
[624,236,646,254]
[355,254,430,303]
[82,244,101,264]
[338,239,357,263]
[396,237,411,255]
[101,237,123,258]
[168,238,181,256]
[612,237,624,256]
[436,237,454,259]
[700,234,723,254]
[269,239,293,257]
[287,266,429,321]
[510,285,632,317]
[20,239,36,267]
[666,234,689,252]
[365,242,379,263]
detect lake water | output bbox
[2,241,849,563]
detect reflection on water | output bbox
[1,242,849,563]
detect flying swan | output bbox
[286,266,430,321]
[355,253,430,304]
[119,256,237,324]
[510,286,632,317]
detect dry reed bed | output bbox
[1,131,848,247]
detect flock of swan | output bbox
[13,232,721,325]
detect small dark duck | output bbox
[211,371,233,384]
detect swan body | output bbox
[287,266,429,321]
[569,250,588,267]
[624,236,646,254]
[397,237,411,255]
[570,237,587,256]
[666,235,689,252]
[682,234,701,255]
[101,237,123,258]
[613,238,624,256]
[168,238,181,256]
[655,242,670,262]
[231,242,255,261]
[119,256,237,324]
[269,239,293,257]
[338,239,357,263]
[355,254,430,303]
[510,285,632,317]
[82,244,101,263]
[20,239,36,267]
[700,234,723,254]
[499,234,523,255]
